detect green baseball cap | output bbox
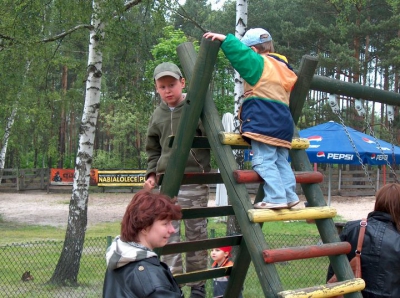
[153,62,183,80]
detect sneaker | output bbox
[190,285,205,298]
[287,200,300,208]
[253,202,288,209]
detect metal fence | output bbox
[0,234,330,298]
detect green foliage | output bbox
[92,150,125,170]
[1,0,400,170]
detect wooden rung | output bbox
[233,170,323,184]
[277,278,365,298]
[160,235,242,255]
[248,206,337,223]
[174,266,232,285]
[263,242,351,263]
[219,132,310,149]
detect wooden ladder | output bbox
[156,38,364,298]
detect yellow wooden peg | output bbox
[248,206,337,223]
[218,132,309,149]
[277,278,365,298]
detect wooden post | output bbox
[248,206,337,223]
[263,242,351,263]
[233,170,323,184]
[160,38,220,198]
[290,55,319,123]
[177,41,282,297]
[310,74,400,106]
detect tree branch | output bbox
[124,0,143,11]
[40,24,94,43]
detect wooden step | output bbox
[263,242,351,263]
[174,266,232,285]
[158,171,323,185]
[219,132,310,149]
[233,170,323,184]
[159,235,242,255]
[248,206,337,223]
[277,278,365,298]
[167,134,310,149]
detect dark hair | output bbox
[374,183,400,231]
[120,190,182,242]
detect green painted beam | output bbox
[309,74,400,106]
[160,235,242,255]
[160,37,220,198]
[290,55,319,124]
[177,40,282,298]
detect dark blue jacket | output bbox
[103,257,182,298]
[327,211,400,297]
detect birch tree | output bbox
[49,0,144,285]
[225,0,248,240]
[232,0,247,171]
[0,60,31,182]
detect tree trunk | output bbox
[228,0,248,240]
[49,0,103,286]
[0,60,31,181]
[57,65,68,169]
[0,107,17,182]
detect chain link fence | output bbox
[1,234,330,297]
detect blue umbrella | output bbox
[298,121,400,205]
[299,121,400,165]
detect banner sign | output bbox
[97,170,146,187]
[50,168,98,186]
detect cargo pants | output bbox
[161,184,209,287]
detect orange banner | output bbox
[50,168,98,186]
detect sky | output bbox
[178,0,227,10]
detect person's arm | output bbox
[220,34,264,86]
[144,116,161,190]
[143,173,156,191]
[203,32,264,86]
[147,288,183,298]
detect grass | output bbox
[1,213,343,297]
[0,212,345,245]
[0,214,122,246]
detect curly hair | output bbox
[374,183,400,231]
[120,190,182,242]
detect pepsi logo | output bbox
[362,137,375,144]
[308,135,322,142]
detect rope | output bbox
[329,95,375,189]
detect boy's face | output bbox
[155,75,185,107]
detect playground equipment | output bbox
[156,38,400,297]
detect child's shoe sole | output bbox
[253,202,288,209]
[287,201,300,208]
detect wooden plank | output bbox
[159,235,242,255]
[278,278,365,298]
[218,133,310,149]
[157,172,224,185]
[248,206,337,223]
[263,242,351,263]
[181,206,235,219]
[178,41,282,297]
[233,170,323,184]
[174,266,232,285]
[340,184,375,189]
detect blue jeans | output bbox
[251,140,299,204]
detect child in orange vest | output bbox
[210,246,243,298]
